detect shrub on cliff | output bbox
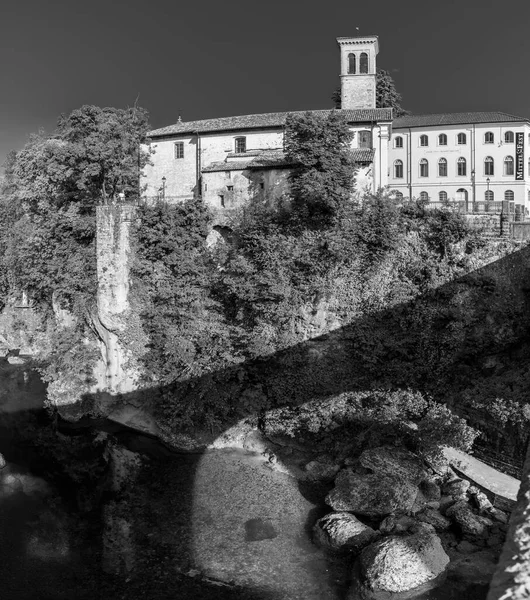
[131,200,241,387]
[262,389,477,458]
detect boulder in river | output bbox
[313,512,378,553]
[359,530,450,593]
[442,477,470,499]
[446,500,493,538]
[415,507,452,532]
[326,469,418,517]
[360,446,429,485]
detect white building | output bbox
[142,34,530,216]
[389,113,530,214]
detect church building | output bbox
[142,35,392,212]
[142,35,530,215]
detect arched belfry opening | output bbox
[337,35,378,109]
[348,53,356,74]
[360,52,368,73]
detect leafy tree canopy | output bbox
[0,104,152,311]
[10,105,151,210]
[284,111,357,226]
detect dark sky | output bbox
[2,0,530,169]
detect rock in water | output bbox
[416,507,452,532]
[313,512,378,553]
[326,469,418,517]
[445,501,493,538]
[359,531,450,593]
[360,447,429,485]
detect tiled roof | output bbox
[202,162,253,173]
[351,148,375,162]
[393,112,530,129]
[249,148,293,169]
[202,149,292,173]
[202,146,374,173]
[149,108,393,138]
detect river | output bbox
[0,360,497,600]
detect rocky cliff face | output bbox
[93,204,144,397]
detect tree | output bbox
[332,69,409,117]
[11,105,151,209]
[1,104,152,311]
[284,111,357,226]
[375,69,409,117]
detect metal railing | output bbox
[420,200,523,216]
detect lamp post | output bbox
[486,177,490,213]
[161,176,166,201]
[471,168,476,213]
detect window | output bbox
[438,134,447,146]
[360,52,368,73]
[348,53,356,74]
[260,182,265,190]
[505,190,514,202]
[484,156,494,176]
[419,158,429,177]
[174,142,184,159]
[457,133,467,145]
[439,191,448,203]
[394,160,403,178]
[484,132,494,144]
[225,171,231,179]
[504,156,514,176]
[394,136,403,148]
[235,137,246,153]
[528,158,530,177]
[227,185,233,191]
[456,188,467,203]
[219,194,225,207]
[457,157,467,176]
[359,130,372,148]
[505,131,514,143]
[419,191,429,201]
[420,135,428,147]
[438,158,447,177]
[485,190,494,202]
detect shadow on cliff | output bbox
[57,243,530,598]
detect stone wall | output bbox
[95,204,143,396]
[463,214,510,237]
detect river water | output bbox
[0,361,496,600]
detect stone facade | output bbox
[337,35,378,110]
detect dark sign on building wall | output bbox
[516,132,524,181]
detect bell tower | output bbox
[337,35,379,110]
